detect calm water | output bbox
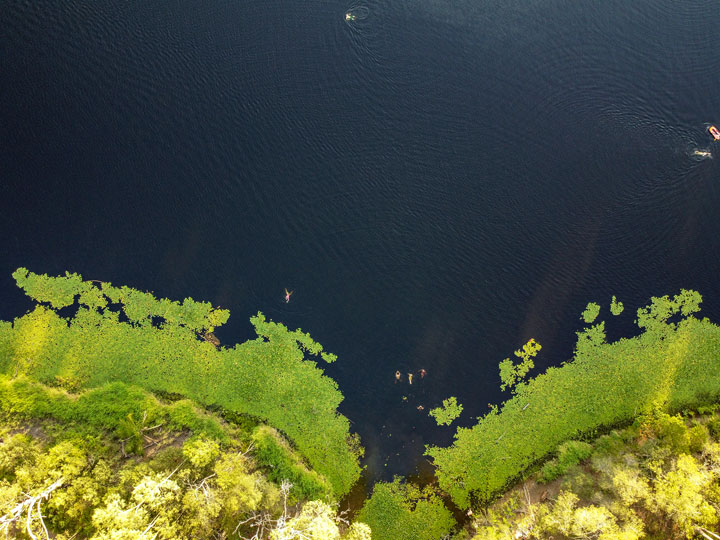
[3,0,720,485]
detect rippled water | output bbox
[2,0,720,485]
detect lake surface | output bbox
[3,0,720,486]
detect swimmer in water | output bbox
[395,371,402,383]
[408,373,413,385]
[284,288,293,303]
[419,369,427,379]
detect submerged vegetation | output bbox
[3,268,720,539]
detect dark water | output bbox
[3,0,720,485]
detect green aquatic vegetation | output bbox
[251,425,333,502]
[12,267,230,333]
[610,295,624,316]
[429,396,463,426]
[540,440,593,483]
[498,338,541,392]
[428,290,720,507]
[581,302,601,324]
[0,269,360,496]
[357,478,455,540]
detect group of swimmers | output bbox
[282,290,429,387]
[395,369,426,384]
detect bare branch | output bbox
[0,477,64,540]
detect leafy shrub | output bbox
[641,412,691,453]
[182,437,220,469]
[689,424,710,453]
[214,452,266,519]
[0,432,37,481]
[707,417,720,440]
[269,501,371,540]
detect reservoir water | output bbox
[3,0,720,485]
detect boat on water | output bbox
[709,125,720,141]
[345,12,356,21]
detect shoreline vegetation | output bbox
[2,268,720,539]
[427,289,720,509]
[4,268,360,497]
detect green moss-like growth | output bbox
[610,295,624,316]
[358,478,455,540]
[251,425,333,502]
[581,302,601,324]
[1,269,361,496]
[0,376,228,446]
[429,397,464,426]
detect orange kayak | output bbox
[709,125,720,141]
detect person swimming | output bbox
[284,288,293,303]
[419,369,427,379]
[395,371,402,383]
[408,373,413,384]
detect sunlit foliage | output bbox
[470,410,720,539]
[357,478,455,540]
[269,501,371,540]
[498,338,541,392]
[581,302,601,324]
[1,269,360,496]
[428,291,720,507]
[429,396,463,426]
[0,378,368,540]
